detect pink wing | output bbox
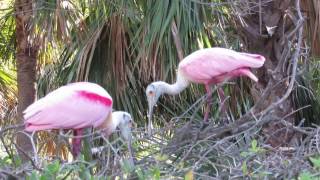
[24,82,113,131]
[179,48,265,84]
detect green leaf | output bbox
[241,161,248,175]
[47,160,60,175]
[14,155,22,167]
[310,156,320,169]
[298,171,313,180]
[184,170,194,180]
[27,171,39,180]
[251,139,257,151]
[151,167,160,180]
[121,159,135,173]
[0,156,12,167]
[249,139,266,154]
[136,168,146,180]
[40,175,47,180]
[240,151,250,157]
[154,154,169,161]
[79,169,91,180]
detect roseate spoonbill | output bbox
[23,82,134,159]
[146,47,265,131]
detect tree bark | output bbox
[234,0,301,147]
[15,0,38,162]
[301,0,320,57]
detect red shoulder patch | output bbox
[77,91,112,107]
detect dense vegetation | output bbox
[1,0,320,179]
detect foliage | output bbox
[0,0,17,129]
[1,122,320,179]
[297,156,320,180]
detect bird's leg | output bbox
[56,129,63,157]
[217,87,228,124]
[72,129,83,158]
[202,84,212,129]
[217,87,226,113]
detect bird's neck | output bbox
[113,116,122,128]
[160,69,190,95]
[98,113,117,136]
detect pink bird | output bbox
[23,82,133,158]
[146,47,265,130]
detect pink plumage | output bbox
[24,82,113,131]
[179,48,265,84]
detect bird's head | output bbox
[146,82,162,114]
[112,111,135,166]
[112,111,133,141]
[146,83,164,130]
[146,83,163,113]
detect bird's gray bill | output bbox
[127,139,135,167]
[147,103,154,135]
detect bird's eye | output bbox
[128,119,133,128]
[148,91,154,96]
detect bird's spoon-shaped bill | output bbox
[147,103,154,136]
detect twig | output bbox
[0,136,15,165]
[13,141,42,171]
[17,131,39,166]
[0,123,24,136]
[61,169,73,180]
[0,170,20,179]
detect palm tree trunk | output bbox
[301,0,320,57]
[234,0,302,146]
[15,0,38,162]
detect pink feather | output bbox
[179,48,265,84]
[24,82,113,131]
